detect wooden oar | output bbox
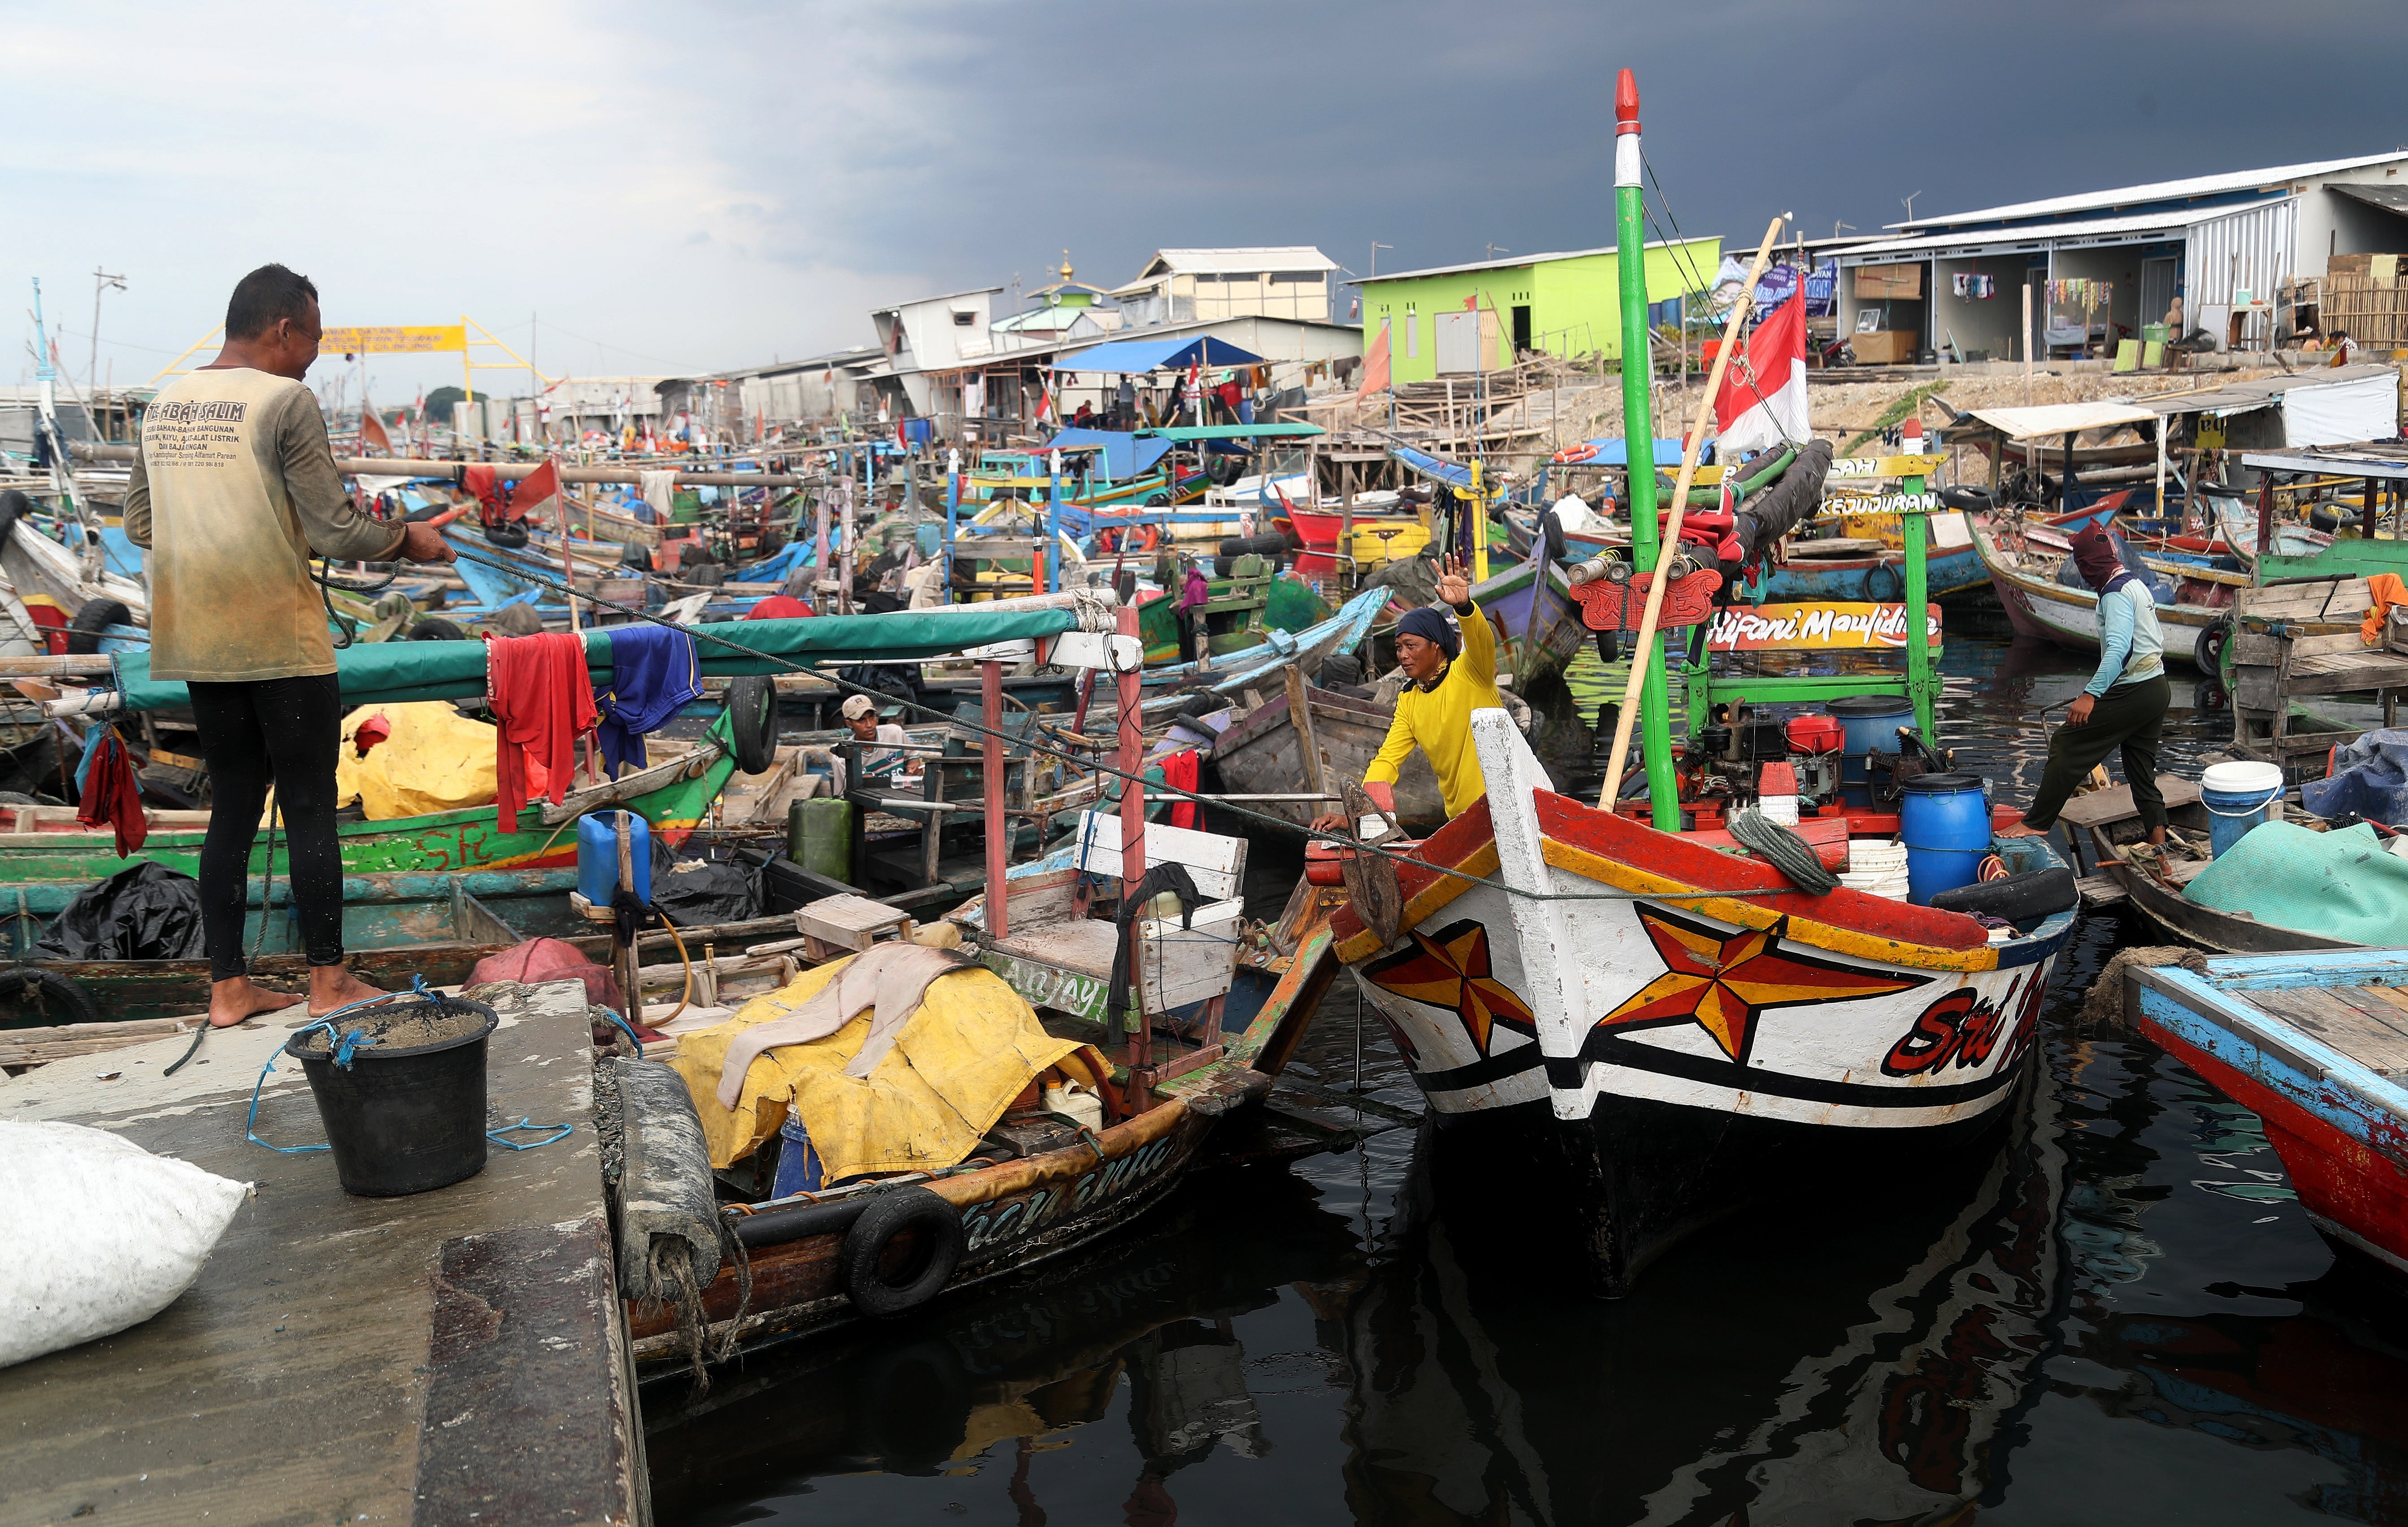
[1599,215,1786,809]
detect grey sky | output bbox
[8,0,2404,399]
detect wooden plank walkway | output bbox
[0,980,643,1527]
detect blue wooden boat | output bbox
[2127,951,2408,1278]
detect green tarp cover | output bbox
[2183,820,2408,945]
[110,608,1084,712]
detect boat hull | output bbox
[1974,524,2220,665]
[1212,682,1444,833]
[2131,956,2408,1279]
[1332,711,2075,1293]
[1469,555,1588,690]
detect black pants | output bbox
[2022,673,2171,833]
[189,674,346,981]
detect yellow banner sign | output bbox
[317,325,466,355]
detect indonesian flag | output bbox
[1713,288,1810,458]
[1034,373,1055,422]
[358,392,394,455]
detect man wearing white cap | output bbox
[841,693,910,778]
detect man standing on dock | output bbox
[125,264,455,1028]
[1312,555,1499,833]
[2018,526,2169,847]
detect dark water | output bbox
[647,629,2408,1527]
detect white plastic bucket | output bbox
[1838,868,1910,901]
[1847,839,1908,875]
[2200,760,2284,858]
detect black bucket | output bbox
[285,998,500,1197]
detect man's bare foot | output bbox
[308,966,388,1018]
[208,976,305,1029]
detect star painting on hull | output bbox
[1364,918,1536,1058]
[1596,904,1928,1065]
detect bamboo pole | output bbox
[1599,215,1786,811]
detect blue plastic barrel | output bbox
[1827,696,1916,807]
[1899,772,1990,905]
[576,811,652,906]
[2201,761,2284,858]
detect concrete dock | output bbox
[0,980,645,1527]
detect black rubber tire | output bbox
[1864,564,1905,602]
[2309,506,2344,534]
[66,599,132,656]
[1318,652,1364,687]
[407,618,468,642]
[1143,493,1170,508]
[0,967,103,1028]
[839,1186,965,1318]
[1927,865,2079,921]
[1937,485,1993,512]
[2195,617,2230,677]
[727,674,778,775]
[482,521,530,549]
[1212,555,1236,578]
[2198,677,2230,711]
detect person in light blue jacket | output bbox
[2021,527,2171,845]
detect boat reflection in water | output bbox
[650,999,2408,1526]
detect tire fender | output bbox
[0,967,103,1028]
[840,1186,965,1318]
[727,673,778,774]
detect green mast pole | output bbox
[1612,69,1680,829]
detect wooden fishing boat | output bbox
[2128,950,2408,1277]
[622,833,1347,1373]
[1212,679,1444,834]
[1469,551,1588,689]
[1327,712,2078,1293]
[1131,569,1330,666]
[2067,777,2361,954]
[1971,519,2229,668]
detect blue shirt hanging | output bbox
[594,625,703,778]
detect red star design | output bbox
[1597,906,1927,1065]
[1365,918,1536,1058]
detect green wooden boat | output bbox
[1135,570,1333,665]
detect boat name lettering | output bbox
[1704,603,1943,652]
[962,1187,1056,1251]
[1883,986,2012,1077]
[1070,1137,1174,1210]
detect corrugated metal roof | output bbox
[2332,183,2408,216]
[1831,205,2233,261]
[870,286,1005,312]
[1357,236,1714,286]
[2242,442,2408,479]
[1891,150,2408,231]
[1135,247,1336,277]
[2135,364,2401,416]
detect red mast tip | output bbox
[1615,68,1639,124]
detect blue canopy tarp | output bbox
[1042,429,1174,481]
[1390,446,1474,490]
[1049,337,1267,375]
[1563,437,1714,467]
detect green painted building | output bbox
[1356,237,1721,383]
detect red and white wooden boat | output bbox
[2128,952,2408,1278]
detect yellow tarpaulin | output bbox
[333,702,498,820]
[669,956,1098,1180]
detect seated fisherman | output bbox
[842,693,912,780]
[1312,555,1499,834]
[2018,525,2170,846]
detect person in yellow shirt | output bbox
[1313,555,1500,833]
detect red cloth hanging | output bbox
[486,631,597,833]
[743,595,816,620]
[77,727,148,859]
[1161,747,1199,831]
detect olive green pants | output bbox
[2022,673,2171,832]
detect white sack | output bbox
[0,1120,249,1368]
